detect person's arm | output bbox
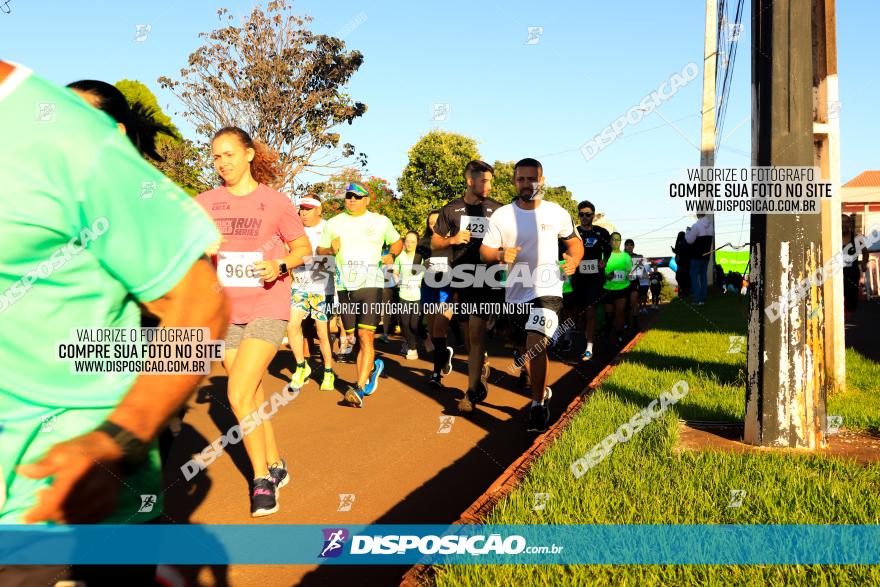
[432,230,469,250]
[20,258,229,524]
[600,229,612,269]
[256,235,311,282]
[480,215,514,264]
[480,243,515,264]
[685,227,696,244]
[316,220,335,256]
[393,254,403,281]
[383,238,404,265]
[381,219,403,265]
[561,235,584,275]
[430,209,466,251]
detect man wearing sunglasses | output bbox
[572,200,611,362]
[317,182,402,407]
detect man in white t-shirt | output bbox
[481,158,583,433]
[287,195,336,391]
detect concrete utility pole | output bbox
[813,0,845,394]
[700,0,717,284]
[745,0,827,448]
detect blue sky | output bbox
[3,1,878,256]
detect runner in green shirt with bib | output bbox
[602,232,633,346]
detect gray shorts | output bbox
[225,318,288,349]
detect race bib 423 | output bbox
[460,215,489,238]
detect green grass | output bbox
[828,349,880,434]
[435,295,880,586]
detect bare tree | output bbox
[158,0,367,191]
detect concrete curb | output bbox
[399,329,650,587]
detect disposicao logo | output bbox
[319,528,349,558]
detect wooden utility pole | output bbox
[813,0,845,394]
[745,0,827,448]
[700,0,717,284]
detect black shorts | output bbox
[572,275,605,308]
[338,288,382,332]
[509,296,564,345]
[638,285,649,297]
[650,284,662,298]
[457,285,504,320]
[562,291,578,311]
[603,287,630,303]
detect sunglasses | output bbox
[578,211,594,217]
[345,183,370,200]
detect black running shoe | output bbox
[471,381,488,404]
[429,372,442,387]
[527,403,547,433]
[480,354,490,390]
[250,477,278,517]
[268,459,289,489]
[542,387,552,427]
[441,346,454,375]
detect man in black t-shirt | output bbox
[431,160,503,412]
[571,200,611,361]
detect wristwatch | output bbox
[278,261,289,275]
[95,420,151,474]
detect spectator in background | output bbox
[714,263,726,293]
[649,264,663,309]
[671,231,691,299]
[685,214,714,305]
[841,213,869,319]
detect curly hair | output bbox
[213,126,280,186]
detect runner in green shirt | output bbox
[317,182,402,406]
[0,59,226,584]
[603,232,633,346]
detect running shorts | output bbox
[226,318,288,349]
[508,296,564,345]
[338,288,382,332]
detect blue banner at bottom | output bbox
[0,524,878,565]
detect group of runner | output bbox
[196,144,672,517]
[0,62,668,533]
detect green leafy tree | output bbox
[115,79,178,134]
[158,0,368,192]
[490,160,578,220]
[306,168,406,230]
[396,130,481,229]
[115,80,211,195]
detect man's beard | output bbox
[519,182,542,201]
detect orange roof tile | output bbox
[843,170,880,187]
